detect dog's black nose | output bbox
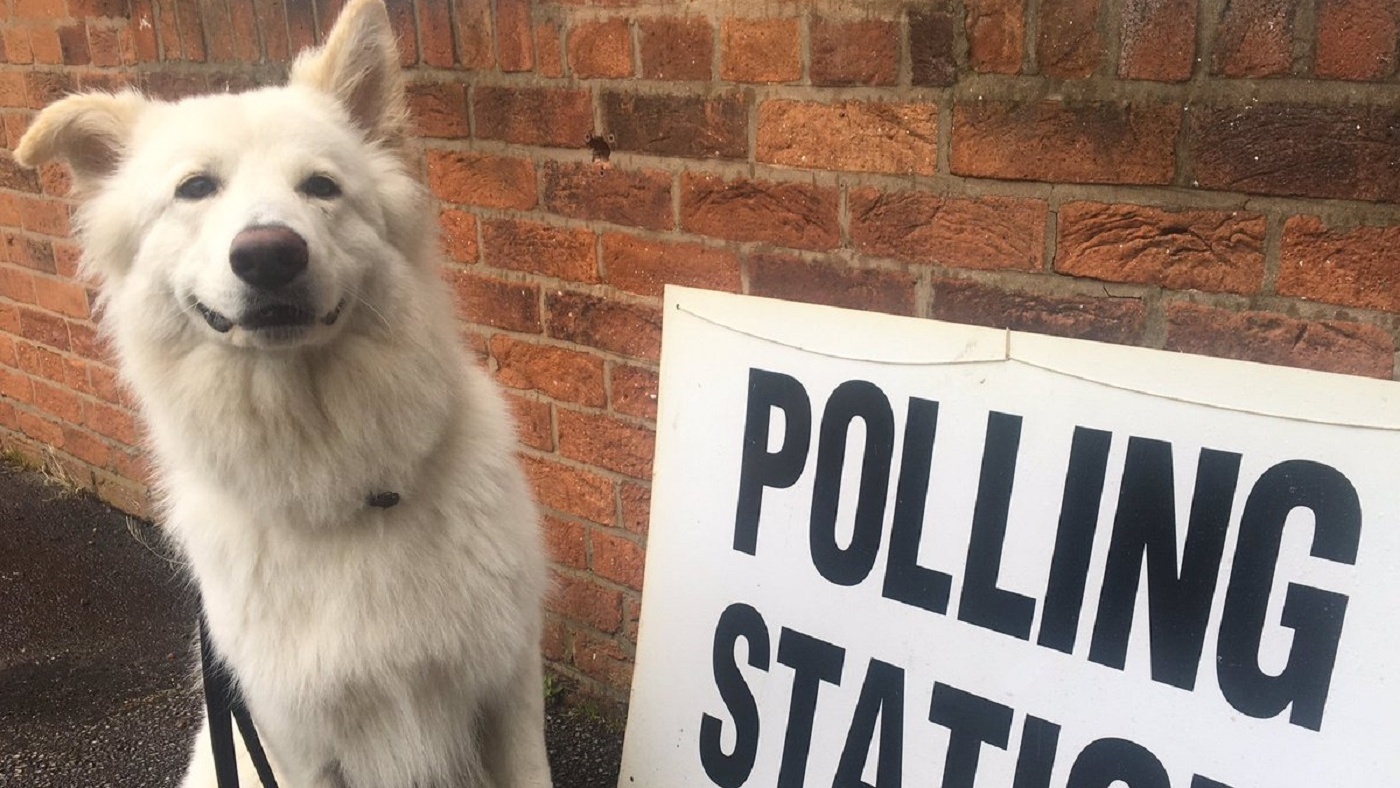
[230,226,308,290]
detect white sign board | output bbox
[621,287,1400,788]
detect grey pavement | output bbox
[0,463,622,787]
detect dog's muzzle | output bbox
[195,299,345,334]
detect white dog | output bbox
[14,1,552,785]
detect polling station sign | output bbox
[620,287,1400,788]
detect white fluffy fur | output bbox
[14,1,552,786]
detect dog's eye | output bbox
[175,175,218,200]
[300,174,342,200]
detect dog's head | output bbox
[13,0,425,350]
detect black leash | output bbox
[199,614,281,788]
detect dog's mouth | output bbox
[195,299,345,334]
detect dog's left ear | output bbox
[290,0,406,146]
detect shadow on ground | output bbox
[0,462,622,787]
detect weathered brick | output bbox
[2,27,33,65]
[609,363,658,421]
[473,86,593,149]
[810,17,897,86]
[602,91,747,160]
[1189,104,1400,203]
[490,335,606,407]
[416,0,455,68]
[1315,0,1400,80]
[1037,0,1102,77]
[0,366,32,403]
[30,26,63,65]
[558,408,654,480]
[541,161,672,232]
[32,379,81,423]
[534,19,564,77]
[84,400,138,445]
[1054,202,1265,294]
[966,0,1025,74]
[601,233,740,298]
[18,307,69,351]
[406,81,469,138]
[1164,303,1394,379]
[931,279,1147,343]
[1277,216,1400,312]
[749,254,916,317]
[639,16,712,81]
[505,390,553,451]
[57,24,91,65]
[620,481,649,535]
[1119,0,1197,81]
[849,189,1046,272]
[547,290,662,361]
[543,514,587,569]
[14,0,65,17]
[680,174,839,251]
[426,150,537,210]
[548,572,623,634]
[910,7,957,85]
[482,219,598,283]
[756,100,938,175]
[590,529,645,591]
[0,266,36,303]
[571,630,633,689]
[18,411,63,447]
[496,0,533,72]
[952,100,1179,185]
[438,208,478,265]
[522,454,614,525]
[719,17,799,83]
[253,0,290,61]
[568,17,633,79]
[25,71,76,110]
[446,270,541,333]
[1211,0,1295,77]
[174,0,207,61]
[454,0,494,70]
[95,474,149,519]
[86,23,124,68]
[32,276,91,318]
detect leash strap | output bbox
[199,614,281,788]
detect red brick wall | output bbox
[2,0,1399,702]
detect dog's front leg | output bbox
[480,659,554,788]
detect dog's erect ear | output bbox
[290,0,406,146]
[13,91,146,188]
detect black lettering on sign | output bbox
[1010,716,1062,788]
[958,412,1037,641]
[700,603,770,788]
[1066,738,1170,788]
[776,629,846,788]
[1218,459,1360,731]
[734,369,812,555]
[883,397,954,615]
[1191,777,1235,788]
[1089,439,1241,691]
[811,380,896,586]
[834,659,906,788]
[927,683,1013,788]
[1037,427,1113,654]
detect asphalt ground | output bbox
[0,462,623,787]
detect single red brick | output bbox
[608,363,657,421]
[952,100,1180,185]
[5,235,57,274]
[522,453,615,525]
[1054,202,1265,294]
[29,27,64,65]
[557,408,654,480]
[128,0,161,61]
[18,410,63,447]
[32,379,81,423]
[384,0,418,66]
[489,334,607,407]
[1165,302,1394,379]
[174,0,207,61]
[910,7,957,85]
[1277,216,1400,311]
[0,303,18,334]
[543,514,587,569]
[568,17,633,79]
[539,616,568,662]
[225,0,260,62]
[639,16,712,81]
[680,174,839,251]
[810,17,897,86]
[438,208,478,265]
[86,362,127,406]
[749,254,916,317]
[601,233,740,298]
[84,400,138,445]
[547,290,662,361]
[426,150,537,210]
[1189,104,1400,203]
[541,161,672,232]
[26,71,77,110]
[70,0,127,16]
[1037,0,1102,77]
[620,481,649,535]
[14,0,66,17]
[1211,0,1295,77]
[2,28,33,65]
[61,425,112,470]
[931,278,1147,344]
[719,17,799,83]
[504,390,553,451]
[57,24,91,65]
[86,23,124,67]
[0,366,33,403]
[590,529,645,591]
[602,91,747,160]
[756,99,938,175]
[0,266,36,303]
[1315,0,1400,80]
[416,0,455,68]
[153,0,185,60]
[445,270,541,333]
[849,189,1046,272]
[0,73,27,109]
[454,0,494,70]
[95,473,150,519]
[407,81,469,138]
[534,19,564,77]
[496,0,533,72]
[473,86,593,149]
[14,341,67,383]
[966,0,1025,74]
[18,307,69,351]
[1119,0,1197,81]
[252,0,290,61]
[482,219,597,283]
[32,277,91,319]
[18,196,71,237]
[570,629,633,689]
